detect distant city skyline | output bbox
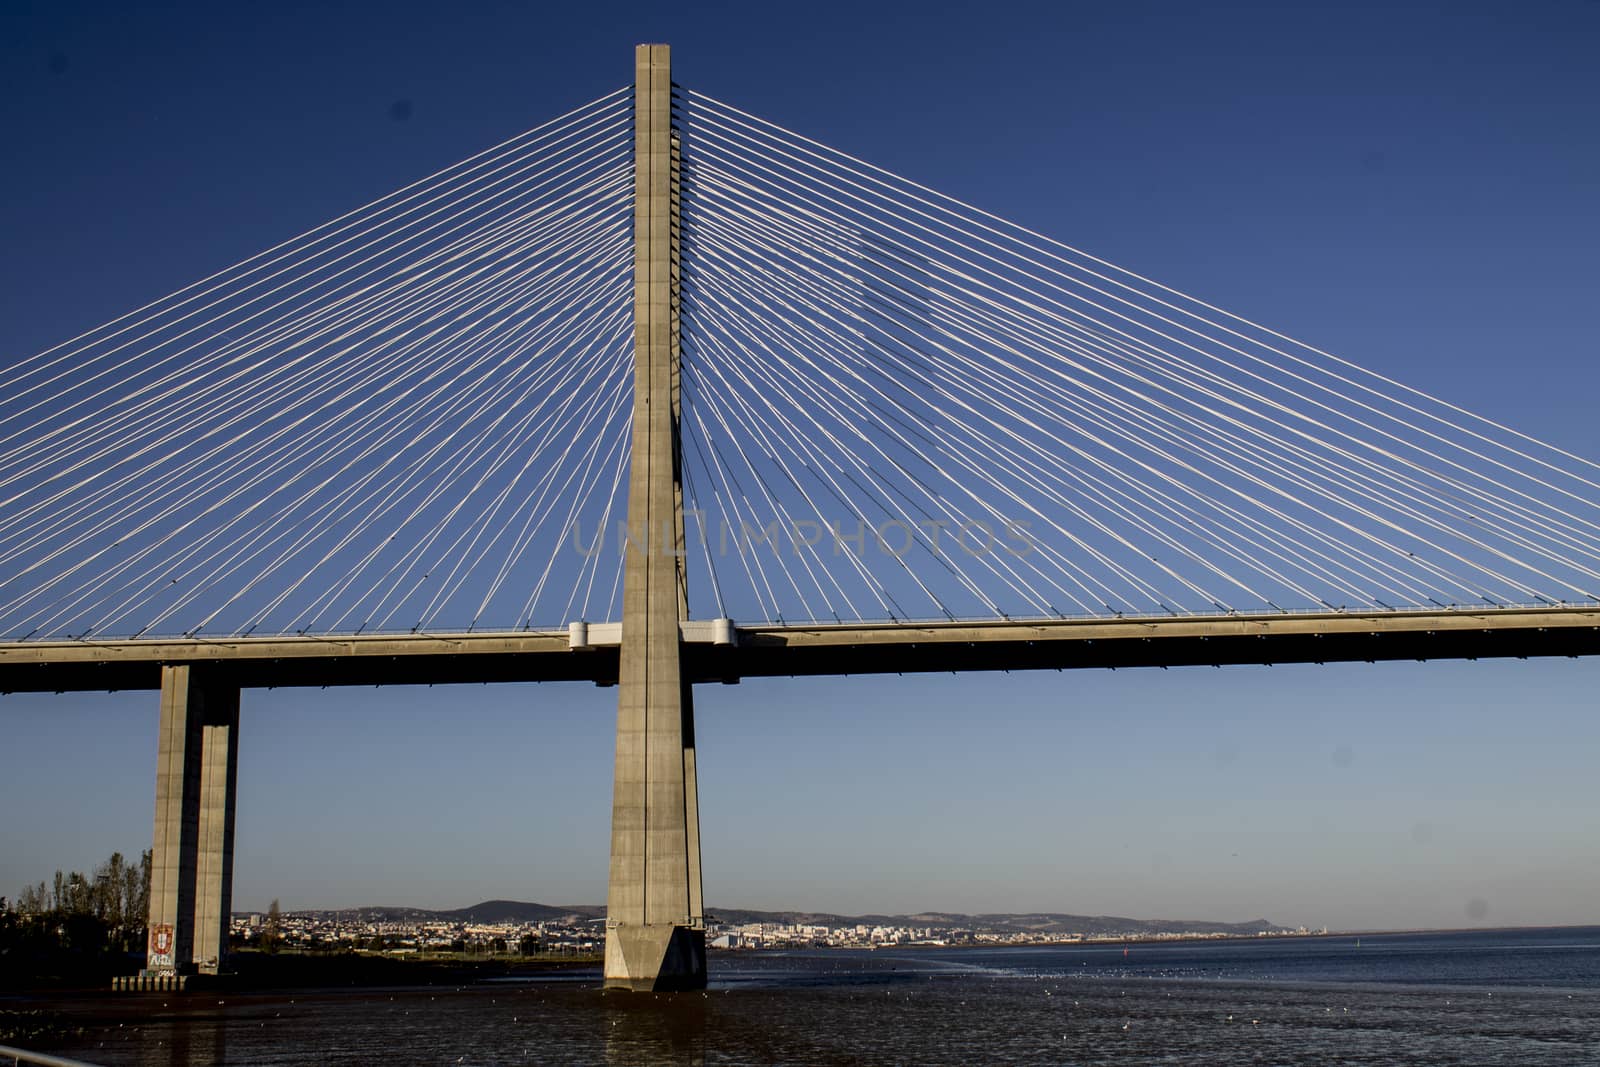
[3,1,1598,933]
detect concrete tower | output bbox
[603,43,707,992]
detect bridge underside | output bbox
[4,607,1598,694]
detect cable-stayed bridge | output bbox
[4,46,1600,990]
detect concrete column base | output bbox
[604,924,706,991]
[119,974,189,991]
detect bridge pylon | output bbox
[143,665,239,977]
[602,43,707,992]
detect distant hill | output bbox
[440,900,605,924]
[291,900,1284,936]
[302,901,604,924]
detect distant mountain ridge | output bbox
[294,899,1285,936]
[304,900,604,924]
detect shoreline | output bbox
[710,923,1594,955]
[4,924,1592,998]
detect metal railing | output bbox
[0,1046,105,1067]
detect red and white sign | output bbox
[149,923,175,969]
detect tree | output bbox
[3,849,154,984]
[262,899,282,953]
[16,882,47,915]
[94,852,126,929]
[133,851,151,930]
[124,853,149,938]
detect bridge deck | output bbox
[2,606,1597,693]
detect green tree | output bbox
[4,849,153,986]
[93,852,126,928]
[16,882,47,915]
[261,899,282,953]
[132,851,151,931]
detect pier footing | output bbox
[115,974,189,992]
[604,924,707,992]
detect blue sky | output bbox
[2,1,1598,931]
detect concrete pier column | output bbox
[144,665,239,976]
[604,43,706,992]
[192,686,239,973]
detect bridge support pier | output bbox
[603,43,706,992]
[144,665,239,976]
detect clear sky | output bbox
[2,1,1598,932]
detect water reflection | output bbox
[125,1016,225,1067]
[111,1023,225,1067]
[601,992,706,1066]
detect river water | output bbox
[10,927,1600,1065]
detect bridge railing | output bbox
[4,596,1598,646]
[0,1045,106,1067]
